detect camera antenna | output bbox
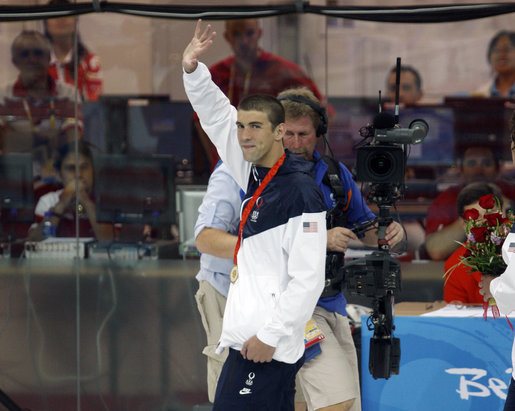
[394,57,401,124]
[378,90,382,113]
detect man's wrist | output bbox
[183,61,198,74]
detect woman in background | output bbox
[28,141,113,242]
[44,0,103,101]
[476,30,515,98]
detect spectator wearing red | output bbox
[44,0,103,101]
[444,182,504,304]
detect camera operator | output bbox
[278,88,404,411]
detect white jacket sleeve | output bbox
[257,211,326,347]
[491,233,515,315]
[183,62,251,190]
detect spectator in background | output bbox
[192,18,329,175]
[27,140,113,242]
[0,30,80,183]
[444,182,503,304]
[424,144,515,261]
[385,65,423,106]
[476,30,515,98]
[45,0,103,101]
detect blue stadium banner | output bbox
[361,316,513,410]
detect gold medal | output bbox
[230,265,239,284]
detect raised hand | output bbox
[182,19,216,74]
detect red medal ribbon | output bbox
[234,153,286,265]
[483,299,501,320]
[483,300,488,321]
[482,300,513,332]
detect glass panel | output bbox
[0,1,513,408]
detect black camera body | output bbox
[342,114,428,380]
[343,250,401,298]
[355,117,428,187]
[343,250,401,379]
[355,144,405,186]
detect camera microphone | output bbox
[372,112,396,130]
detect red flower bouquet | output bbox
[455,194,514,277]
[445,193,515,317]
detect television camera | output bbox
[343,59,428,379]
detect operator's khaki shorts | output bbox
[295,306,361,411]
[194,280,228,403]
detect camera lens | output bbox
[368,151,394,178]
[355,145,404,184]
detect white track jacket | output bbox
[184,62,326,364]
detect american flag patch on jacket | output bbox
[509,242,515,252]
[303,222,318,233]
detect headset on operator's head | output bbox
[277,94,328,138]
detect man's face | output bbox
[461,147,498,184]
[490,35,515,76]
[386,71,422,105]
[12,36,50,83]
[224,20,262,62]
[283,115,317,161]
[61,153,94,194]
[236,109,282,167]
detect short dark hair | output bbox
[387,65,422,91]
[487,30,515,62]
[457,182,503,217]
[238,94,285,130]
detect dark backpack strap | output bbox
[320,155,349,298]
[321,154,347,203]
[321,155,349,230]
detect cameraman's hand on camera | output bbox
[327,227,358,253]
[361,220,404,249]
[385,221,404,248]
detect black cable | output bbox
[0,387,25,411]
[0,2,513,23]
[306,3,515,23]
